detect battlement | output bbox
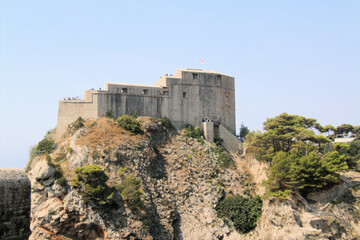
[56,69,236,145]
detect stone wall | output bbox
[0,168,31,240]
[56,68,236,139]
[218,125,243,153]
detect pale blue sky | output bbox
[1,1,359,168]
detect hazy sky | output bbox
[1,1,359,169]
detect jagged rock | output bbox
[27,118,360,240]
[32,160,56,180]
[52,182,67,198]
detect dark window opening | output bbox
[192,73,198,79]
[163,91,169,96]
[143,89,149,95]
[216,75,221,81]
[183,92,187,98]
[121,88,128,93]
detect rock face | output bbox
[26,118,360,240]
[0,168,31,240]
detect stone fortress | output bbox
[57,68,242,152]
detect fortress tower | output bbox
[56,69,241,152]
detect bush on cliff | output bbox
[72,165,115,206]
[151,117,174,130]
[118,173,143,210]
[184,125,204,143]
[35,138,57,155]
[116,115,142,135]
[216,195,262,234]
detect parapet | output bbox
[0,168,31,240]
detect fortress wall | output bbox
[0,169,31,240]
[97,93,161,119]
[218,125,242,153]
[56,92,99,139]
[106,83,160,95]
[165,79,202,129]
[57,69,237,142]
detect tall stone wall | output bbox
[218,125,243,153]
[56,69,236,139]
[0,168,31,240]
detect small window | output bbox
[183,92,187,98]
[216,75,221,81]
[163,91,169,96]
[143,89,149,95]
[121,88,128,93]
[192,73,198,79]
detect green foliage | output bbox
[265,150,348,195]
[56,176,68,187]
[35,138,57,155]
[66,147,73,153]
[247,113,325,163]
[117,167,127,178]
[71,117,85,131]
[118,173,143,210]
[322,125,336,138]
[247,113,355,196]
[115,151,123,162]
[26,133,57,173]
[116,115,143,135]
[54,153,67,162]
[214,137,224,147]
[151,117,174,130]
[214,146,234,169]
[336,123,354,136]
[105,110,115,119]
[264,189,293,199]
[184,125,204,143]
[92,151,100,160]
[72,165,114,206]
[216,195,262,234]
[238,122,250,140]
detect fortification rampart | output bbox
[56,69,236,143]
[0,168,31,240]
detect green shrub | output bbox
[117,167,127,178]
[54,153,67,162]
[216,195,262,234]
[92,151,100,160]
[265,150,347,195]
[66,147,73,153]
[264,189,292,199]
[72,117,85,130]
[72,165,114,206]
[118,173,143,210]
[214,146,234,169]
[35,138,57,155]
[151,117,174,130]
[214,137,224,147]
[105,110,115,119]
[184,125,204,143]
[56,176,68,187]
[116,115,143,135]
[115,151,123,162]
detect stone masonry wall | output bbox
[0,168,31,240]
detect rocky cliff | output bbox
[26,117,360,239]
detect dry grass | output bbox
[76,117,147,150]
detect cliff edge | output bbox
[26,117,360,239]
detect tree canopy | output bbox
[247,113,355,196]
